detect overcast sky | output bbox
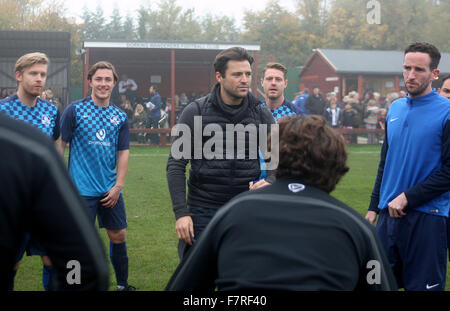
[64,0,297,27]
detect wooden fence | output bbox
[129,127,385,147]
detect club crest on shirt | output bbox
[288,183,305,193]
[110,115,120,126]
[41,114,51,126]
[96,129,106,141]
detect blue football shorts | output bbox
[83,193,127,230]
[376,208,447,291]
[15,233,46,263]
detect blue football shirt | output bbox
[0,94,60,140]
[60,96,129,197]
[261,100,296,121]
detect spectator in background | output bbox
[42,90,63,112]
[377,108,387,144]
[362,90,375,116]
[43,89,54,102]
[173,94,180,108]
[323,96,342,128]
[118,74,138,105]
[292,88,309,115]
[364,99,380,144]
[305,85,325,115]
[373,92,381,106]
[342,102,359,144]
[439,75,450,100]
[145,85,162,145]
[164,97,174,127]
[342,99,358,128]
[188,91,198,102]
[179,92,189,110]
[1,88,8,99]
[384,92,399,110]
[132,103,147,144]
[347,91,364,128]
[120,95,134,121]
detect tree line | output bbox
[0,0,449,85]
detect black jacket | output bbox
[305,93,325,115]
[166,83,276,219]
[166,177,397,291]
[0,114,109,290]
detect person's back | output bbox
[167,180,396,290]
[0,113,109,290]
[166,115,396,291]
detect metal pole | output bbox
[171,49,175,128]
[253,51,259,97]
[83,47,90,98]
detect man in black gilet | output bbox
[166,47,276,259]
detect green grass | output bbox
[13,144,450,291]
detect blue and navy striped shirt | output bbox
[0,94,60,140]
[261,99,297,122]
[60,97,129,197]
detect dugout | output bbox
[0,30,71,106]
[82,41,261,127]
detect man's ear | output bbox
[15,71,23,83]
[215,71,223,84]
[432,69,440,81]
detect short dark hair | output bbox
[442,75,450,85]
[404,42,441,70]
[150,85,158,92]
[262,62,288,79]
[213,47,254,77]
[273,115,349,193]
[87,61,119,83]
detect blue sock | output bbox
[42,265,53,291]
[110,242,128,287]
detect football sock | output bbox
[110,242,129,287]
[42,265,53,291]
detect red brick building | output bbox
[299,49,450,100]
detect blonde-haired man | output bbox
[0,52,62,290]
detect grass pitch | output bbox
[13,144,450,291]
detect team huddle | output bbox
[1,42,449,291]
